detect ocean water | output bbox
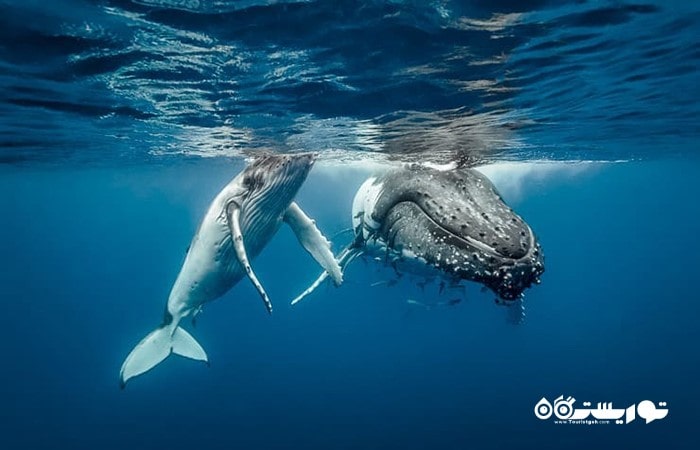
[1,0,699,449]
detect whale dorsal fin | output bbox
[226,202,273,314]
[283,202,343,286]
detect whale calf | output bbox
[292,165,544,315]
[120,153,342,387]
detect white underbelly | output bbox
[166,210,281,317]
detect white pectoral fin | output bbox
[227,203,274,314]
[284,202,343,286]
[291,246,361,305]
[290,270,330,305]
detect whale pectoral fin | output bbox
[226,203,273,314]
[284,202,343,286]
[291,246,361,305]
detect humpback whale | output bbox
[120,153,342,387]
[292,165,544,314]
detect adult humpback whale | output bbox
[120,153,342,387]
[292,165,544,312]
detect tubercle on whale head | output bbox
[483,241,545,301]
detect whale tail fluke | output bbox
[119,325,208,388]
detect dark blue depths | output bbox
[0,160,698,449]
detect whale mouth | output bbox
[371,166,545,300]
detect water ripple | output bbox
[0,0,697,165]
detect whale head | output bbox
[236,153,316,214]
[354,165,544,301]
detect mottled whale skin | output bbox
[352,165,544,300]
[120,154,342,387]
[293,165,544,309]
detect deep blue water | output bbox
[1,0,699,449]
